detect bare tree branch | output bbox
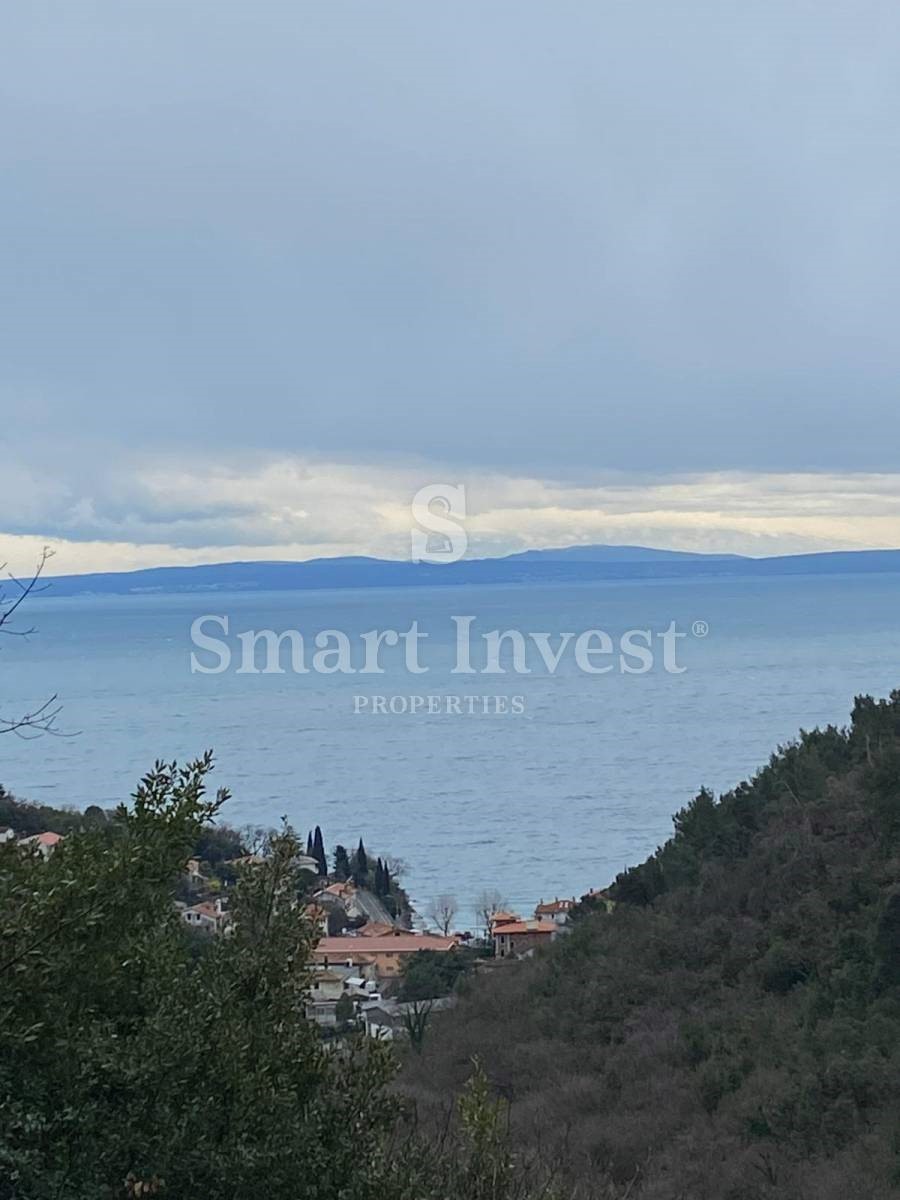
[0,547,70,737]
[426,894,457,936]
[475,888,507,936]
[0,546,53,634]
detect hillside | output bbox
[400,691,900,1199]
[34,545,900,597]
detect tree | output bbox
[312,825,327,876]
[374,858,390,896]
[875,888,900,991]
[382,854,407,882]
[427,894,458,936]
[335,991,356,1030]
[399,947,483,1002]
[194,821,246,864]
[402,999,433,1053]
[327,906,347,936]
[0,548,65,738]
[352,838,369,886]
[333,844,351,881]
[0,755,404,1198]
[0,757,561,1200]
[82,804,108,828]
[475,889,507,936]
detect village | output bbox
[2,818,611,1043]
[177,852,610,1040]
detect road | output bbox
[354,887,394,927]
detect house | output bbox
[319,880,356,902]
[306,962,381,1027]
[492,917,559,959]
[581,887,615,913]
[182,898,229,936]
[311,959,378,997]
[310,966,351,1004]
[486,910,519,937]
[184,857,206,888]
[313,931,457,978]
[362,1004,399,1040]
[306,966,353,1025]
[313,879,376,924]
[357,921,394,938]
[361,995,456,1041]
[19,831,64,859]
[534,897,575,925]
[225,851,320,874]
[226,853,266,869]
[0,826,15,845]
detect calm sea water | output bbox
[2,574,899,926]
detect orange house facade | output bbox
[313,931,457,978]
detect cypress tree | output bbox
[312,826,327,876]
[333,844,350,881]
[353,839,369,886]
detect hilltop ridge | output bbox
[35,544,900,597]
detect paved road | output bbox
[354,888,394,927]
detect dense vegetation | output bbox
[0,755,556,1199]
[400,692,900,1199]
[0,786,409,919]
[8,691,900,1197]
[399,945,488,1002]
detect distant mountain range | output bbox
[35,543,900,597]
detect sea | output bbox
[2,572,899,927]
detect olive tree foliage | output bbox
[0,755,403,1200]
[0,755,574,1200]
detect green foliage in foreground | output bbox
[399,945,488,1002]
[401,692,900,1199]
[0,754,562,1200]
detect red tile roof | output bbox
[489,911,520,928]
[492,919,557,937]
[22,831,64,847]
[321,881,355,898]
[314,933,456,956]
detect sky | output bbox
[2,1,900,575]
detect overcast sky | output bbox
[2,1,900,573]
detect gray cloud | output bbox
[2,0,900,486]
[4,447,900,578]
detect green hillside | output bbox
[400,692,900,1199]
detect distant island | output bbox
[37,543,900,598]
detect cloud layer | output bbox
[3,3,900,475]
[3,452,900,576]
[2,3,899,571]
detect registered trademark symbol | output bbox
[692,620,709,638]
